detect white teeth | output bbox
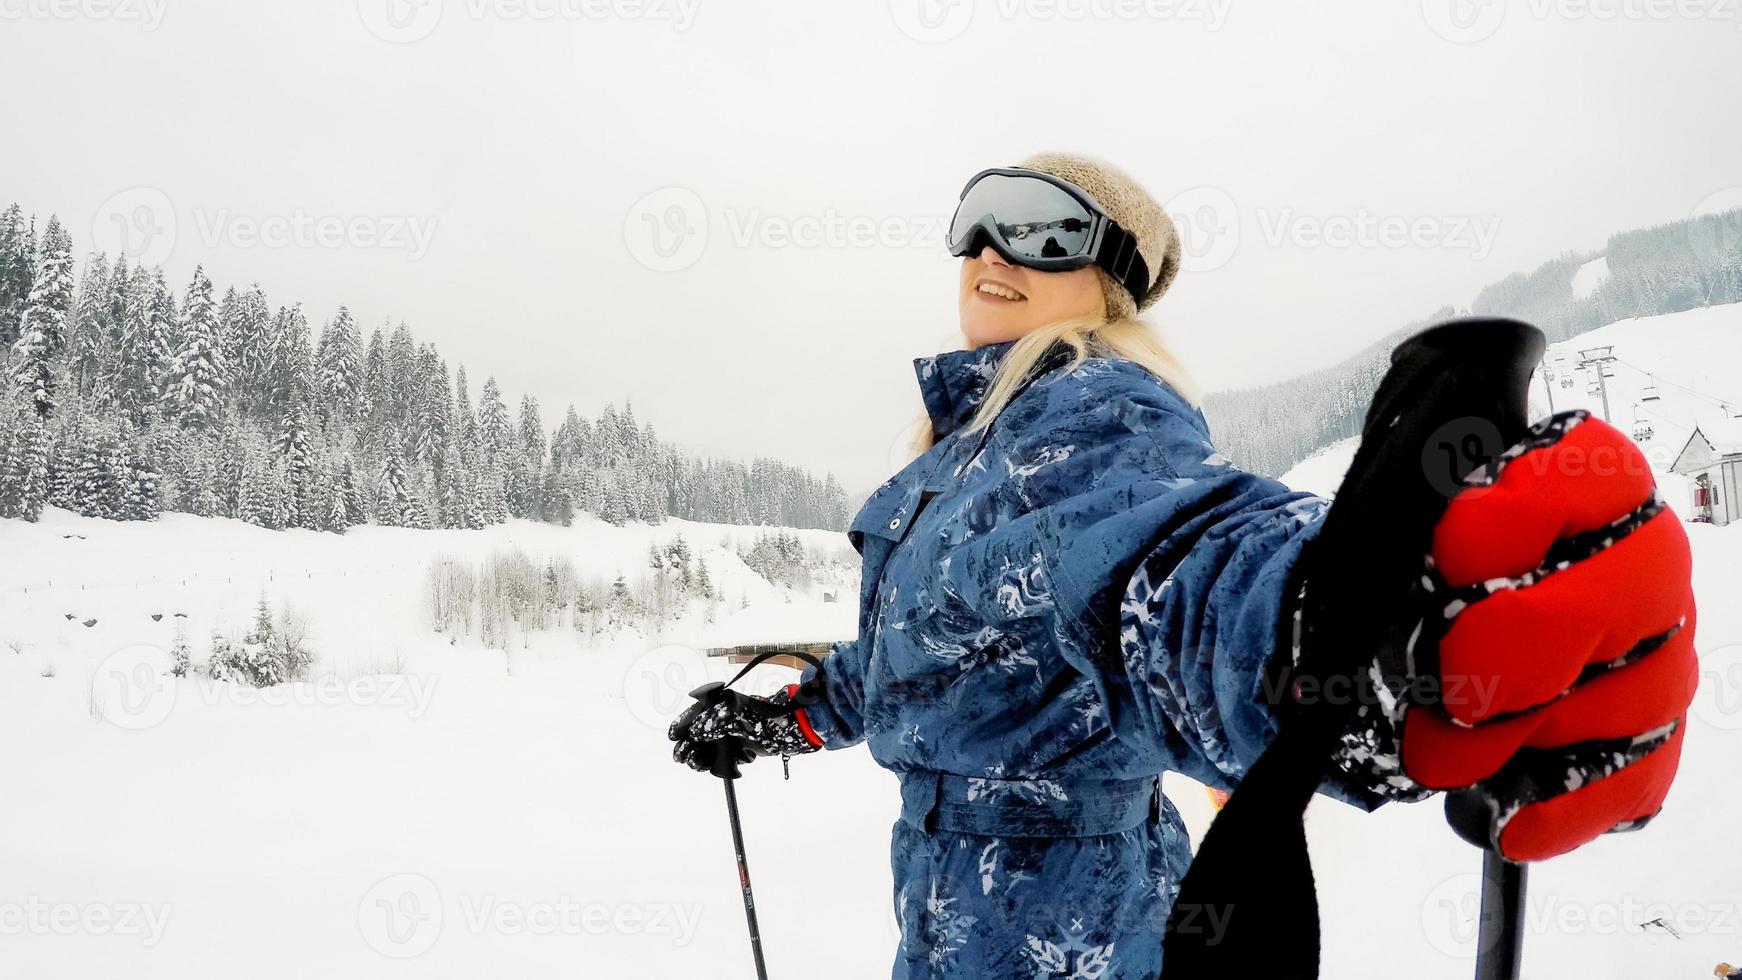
[977,282,1024,301]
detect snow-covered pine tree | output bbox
[46,411,87,511]
[275,399,315,528]
[412,346,450,470]
[476,450,507,525]
[316,306,364,424]
[172,428,226,518]
[326,465,351,533]
[267,304,314,426]
[9,217,76,418]
[385,322,418,427]
[65,252,111,398]
[696,559,715,601]
[265,451,292,530]
[0,204,36,348]
[236,435,275,529]
[540,463,573,526]
[451,365,477,461]
[376,430,415,527]
[477,376,512,452]
[435,438,466,529]
[339,457,368,527]
[359,326,387,431]
[144,270,179,410]
[667,534,693,588]
[116,423,160,521]
[509,393,544,519]
[227,284,273,419]
[0,405,48,521]
[160,266,228,431]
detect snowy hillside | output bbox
[1282,303,1742,504]
[2,306,1739,980]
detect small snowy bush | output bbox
[202,593,314,688]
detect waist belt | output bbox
[898,770,1162,838]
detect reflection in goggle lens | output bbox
[951,174,1095,261]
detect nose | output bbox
[977,245,1011,268]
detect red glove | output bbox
[1394,410,1697,860]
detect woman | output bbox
[671,153,1697,978]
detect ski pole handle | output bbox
[683,681,750,780]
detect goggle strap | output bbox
[1096,223,1151,306]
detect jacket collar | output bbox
[913,339,1073,442]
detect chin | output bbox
[959,314,1030,349]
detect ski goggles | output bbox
[946,167,1150,304]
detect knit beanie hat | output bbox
[1018,152,1182,321]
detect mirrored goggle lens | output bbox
[949,173,1096,261]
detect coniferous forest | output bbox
[0,204,850,533]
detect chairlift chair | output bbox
[1629,403,1654,441]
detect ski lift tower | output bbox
[1576,345,1617,421]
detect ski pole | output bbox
[685,683,770,980]
[719,769,769,980]
[1448,791,1527,980]
[683,651,825,980]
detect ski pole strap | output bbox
[722,649,826,691]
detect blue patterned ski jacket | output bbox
[799,340,1340,978]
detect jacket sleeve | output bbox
[795,639,869,749]
[1043,407,1331,792]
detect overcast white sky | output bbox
[3,1,1739,491]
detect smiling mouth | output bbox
[975,280,1027,302]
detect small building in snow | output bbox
[1671,420,1742,526]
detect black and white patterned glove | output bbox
[667,682,822,774]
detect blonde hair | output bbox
[908,315,1200,457]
